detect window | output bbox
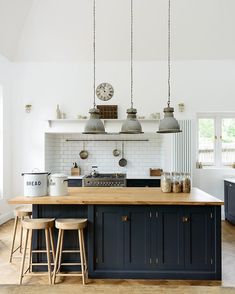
[197,114,235,168]
[198,118,215,165]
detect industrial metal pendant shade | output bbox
[157,0,181,134]
[84,0,106,134]
[158,106,181,133]
[84,108,106,134]
[120,108,143,134]
[120,0,143,134]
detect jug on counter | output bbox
[49,174,68,196]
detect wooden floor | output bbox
[0,219,235,293]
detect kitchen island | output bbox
[9,187,223,280]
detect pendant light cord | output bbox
[93,0,96,108]
[167,0,171,107]
[130,0,134,109]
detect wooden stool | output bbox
[9,207,32,262]
[53,218,87,285]
[19,218,55,285]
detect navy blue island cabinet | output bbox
[88,205,221,280]
[10,186,223,281]
[224,180,235,224]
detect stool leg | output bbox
[57,230,64,272]
[19,229,29,285]
[9,216,19,263]
[52,229,62,284]
[28,229,33,273]
[49,227,55,262]
[19,216,24,254]
[45,228,52,285]
[78,229,85,285]
[81,229,87,273]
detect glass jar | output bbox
[182,173,191,193]
[172,172,181,193]
[161,172,172,193]
[180,172,184,191]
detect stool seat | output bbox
[55,219,87,230]
[14,207,32,218]
[21,218,55,230]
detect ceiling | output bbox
[0,0,235,62]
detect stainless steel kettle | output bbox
[90,166,99,177]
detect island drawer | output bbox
[126,179,160,187]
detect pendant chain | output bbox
[131,0,134,109]
[93,0,169,110]
[167,0,171,107]
[93,0,96,108]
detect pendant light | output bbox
[157,0,181,134]
[120,0,143,134]
[83,0,106,134]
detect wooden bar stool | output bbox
[19,218,55,285]
[53,218,87,285]
[9,206,32,262]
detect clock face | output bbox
[96,83,114,101]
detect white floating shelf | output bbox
[48,119,87,127]
[47,118,160,128]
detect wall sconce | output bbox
[178,103,185,112]
[25,104,32,113]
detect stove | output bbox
[83,173,126,187]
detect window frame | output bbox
[197,113,235,168]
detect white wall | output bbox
[10,60,235,203]
[0,54,13,224]
[0,0,234,223]
[11,0,235,62]
[0,0,32,60]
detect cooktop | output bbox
[85,173,126,179]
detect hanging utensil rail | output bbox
[66,139,149,142]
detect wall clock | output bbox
[96,83,114,101]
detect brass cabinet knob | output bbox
[122,216,129,222]
[182,216,190,223]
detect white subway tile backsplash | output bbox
[45,133,162,177]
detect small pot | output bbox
[119,142,127,167]
[22,170,50,197]
[49,174,68,196]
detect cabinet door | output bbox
[94,206,124,270]
[184,206,214,270]
[124,206,152,270]
[157,207,185,270]
[225,181,235,223]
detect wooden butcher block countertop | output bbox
[8,187,223,206]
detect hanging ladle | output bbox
[79,142,89,160]
[113,142,120,157]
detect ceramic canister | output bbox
[49,174,68,196]
[22,171,50,197]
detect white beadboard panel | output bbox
[45,133,162,177]
[172,120,192,173]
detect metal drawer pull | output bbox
[122,216,129,222]
[182,216,190,223]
